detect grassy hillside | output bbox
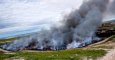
[1,36,114,60]
[1,35,115,60]
[0,20,115,60]
[0,38,17,45]
[0,37,107,60]
[0,49,106,60]
[0,37,114,60]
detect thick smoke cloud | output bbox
[65,0,109,49]
[2,0,111,51]
[109,0,115,14]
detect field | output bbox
[0,49,106,60]
[0,35,115,60]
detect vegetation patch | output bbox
[0,49,106,60]
[92,45,113,49]
[0,54,16,60]
[0,35,113,60]
[0,38,17,45]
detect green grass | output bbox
[0,49,106,60]
[0,38,17,45]
[0,34,34,45]
[0,54,16,60]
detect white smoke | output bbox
[1,0,114,51]
[64,0,109,49]
[108,0,115,14]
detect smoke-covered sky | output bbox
[0,0,114,29]
[0,0,83,29]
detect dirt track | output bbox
[100,48,115,60]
